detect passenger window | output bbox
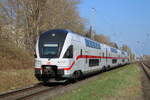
[80,49,82,56]
[99,53,101,62]
[103,53,104,57]
[63,45,73,58]
[112,59,117,64]
[89,59,99,67]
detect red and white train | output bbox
[34,29,129,82]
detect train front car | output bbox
[34,29,72,82]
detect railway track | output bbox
[141,62,150,80]
[0,65,129,100]
[0,82,63,100]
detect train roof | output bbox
[40,29,128,54]
[41,29,68,35]
[39,29,68,43]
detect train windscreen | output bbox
[42,44,58,58]
[38,29,68,58]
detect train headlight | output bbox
[35,60,41,67]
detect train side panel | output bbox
[34,29,130,82]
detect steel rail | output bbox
[141,63,150,80]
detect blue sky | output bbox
[78,0,150,56]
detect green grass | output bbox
[52,64,142,100]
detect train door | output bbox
[71,38,84,71]
[101,51,106,69]
[101,47,107,69]
[84,44,89,72]
[106,48,108,66]
[80,47,87,71]
[99,50,103,70]
[79,39,87,72]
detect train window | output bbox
[89,59,99,67]
[85,39,101,49]
[42,44,58,58]
[99,53,101,62]
[103,53,104,57]
[63,45,73,58]
[34,50,37,58]
[80,49,82,56]
[122,59,125,62]
[111,48,118,53]
[34,53,37,58]
[86,55,88,64]
[112,59,117,64]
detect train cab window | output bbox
[42,44,59,58]
[63,45,73,58]
[34,50,37,58]
[34,53,37,58]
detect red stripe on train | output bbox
[64,55,128,70]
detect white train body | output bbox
[35,29,129,81]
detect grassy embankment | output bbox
[53,64,143,100]
[0,40,38,93]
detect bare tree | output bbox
[109,42,119,49]
[94,34,111,45]
[0,0,85,50]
